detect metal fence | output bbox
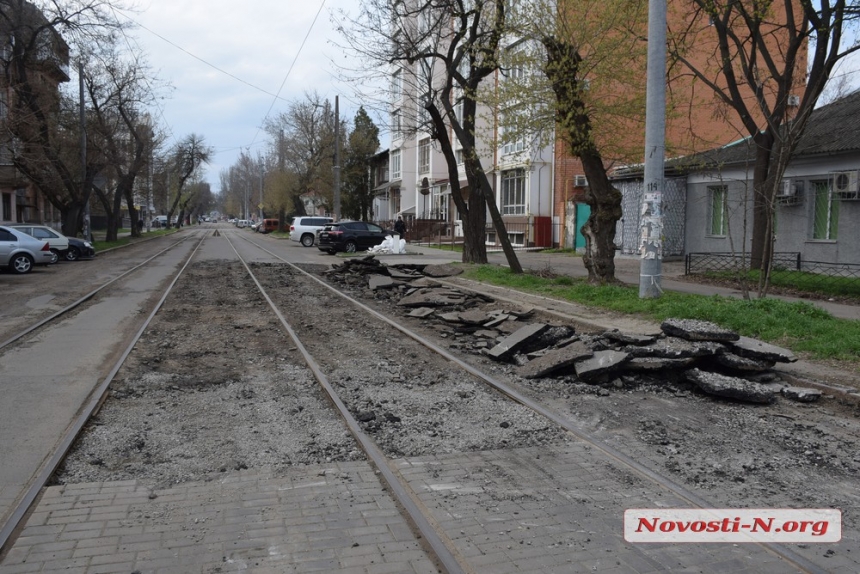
[403,220,564,252]
[685,252,860,298]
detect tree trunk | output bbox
[61,204,83,238]
[749,131,774,271]
[461,188,487,264]
[543,36,620,283]
[580,151,622,283]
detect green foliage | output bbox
[461,264,860,363]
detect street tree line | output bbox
[1,0,213,240]
[335,0,860,293]
[217,91,380,228]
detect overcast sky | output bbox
[112,0,371,194]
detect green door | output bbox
[575,203,590,251]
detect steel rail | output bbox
[223,232,470,574]
[236,233,829,574]
[0,232,198,352]
[0,234,207,555]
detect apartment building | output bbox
[0,0,70,226]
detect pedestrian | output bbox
[394,216,406,239]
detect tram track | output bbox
[0,232,207,556]
[0,232,198,352]
[229,232,828,574]
[0,229,844,572]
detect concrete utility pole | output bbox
[639,0,667,299]
[334,95,341,221]
[259,158,264,221]
[79,63,90,242]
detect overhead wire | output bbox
[111,0,330,156]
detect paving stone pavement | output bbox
[1,442,835,573]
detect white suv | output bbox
[289,216,334,247]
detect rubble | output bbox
[781,387,823,403]
[730,336,798,363]
[660,318,740,342]
[487,324,550,361]
[321,256,818,406]
[685,369,777,404]
[517,342,593,379]
[575,350,631,382]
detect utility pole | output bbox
[259,157,264,221]
[334,95,341,221]
[639,0,667,299]
[79,62,90,242]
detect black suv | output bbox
[317,221,393,254]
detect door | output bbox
[0,228,15,265]
[575,203,591,251]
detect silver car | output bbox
[0,225,55,274]
[8,224,70,264]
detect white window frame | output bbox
[391,68,402,102]
[418,138,430,175]
[391,149,401,180]
[501,169,526,215]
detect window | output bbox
[418,138,430,174]
[455,149,465,165]
[812,180,839,240]
[708,185,727,236]
[432,185,449,220]
[391,149,401,180]
[391,109,401,139]
[500,110,526,155]
[1,192,10,221]
[501,169,526,215]
[418,91,430,127]
[391,69,402,102]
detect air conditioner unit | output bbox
[832,170,860,200]
[574,175,588,187]
[777,179,803,205]
[787,94,801,107]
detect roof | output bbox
[616,90,860,178]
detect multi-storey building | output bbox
[380,0,805,252]
[0,0,70,226]
[379,12,555,248]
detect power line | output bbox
[113,9,291,102]
[247,0,329,149]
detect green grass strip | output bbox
[462,264,860,364]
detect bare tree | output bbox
[166,133,211,227]
[0,0,127,236]
[83,41,164,240]
[264,91,337,217]
[668,0,860,289]
[337,0,523,271]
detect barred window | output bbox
[812,180,839,240]
[708,185,727,236]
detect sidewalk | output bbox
[399,245,860,321]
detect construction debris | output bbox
[322,257,815,406]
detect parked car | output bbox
[8,224,70,264]
[317,221,394,254]
[290,216,334,247]
[259,219,279,234]
[0,225,55,273]
[65,237,96,261]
